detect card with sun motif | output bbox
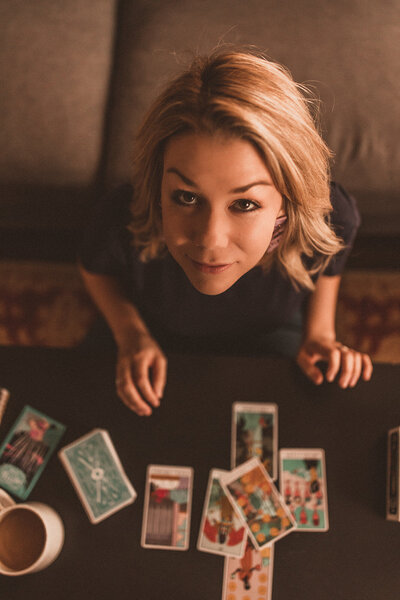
[59,429,136,524]
[222,537,274,600]
[220,457,296,550]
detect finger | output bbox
[115,372,152,416]
[348,352,362,388]
[325,347,342,382]
[151,355,168,398]
[338,349,355,388]
[361,354,373,381]
[297,352,324,385]
[133,357,161,408]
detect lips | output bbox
[189,258,234,274]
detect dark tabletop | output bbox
[0,346,399,600]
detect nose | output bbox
[192,206,229,250]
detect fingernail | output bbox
[139,409,151,417]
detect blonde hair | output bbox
[129,49,344,290]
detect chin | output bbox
[186,273,238,295]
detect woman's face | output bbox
[161,132,284,295]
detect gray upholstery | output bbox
[1,0,399,236]
[0,0,116,230]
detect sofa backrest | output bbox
[104,0,400,235]
[1,0,399,236]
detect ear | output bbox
[266,215,287,254]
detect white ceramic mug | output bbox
[0,491,64,576]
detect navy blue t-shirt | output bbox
[79,182,360,352]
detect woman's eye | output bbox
[233,199,260,212]
[171,190,198,206]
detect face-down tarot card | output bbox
[59,429,137,524]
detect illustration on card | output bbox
[145,475,190,548]
[234,411,275,476]
[200,475,246,557]
[281,458,327,530]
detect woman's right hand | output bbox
[115,332,167,416]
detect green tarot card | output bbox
[279,448,329,531]
[59,429,136,523]
[0,405,66,500]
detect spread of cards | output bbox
[0,399,338,598]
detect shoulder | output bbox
[79,184,136,274]
[91,183,134,226]
[329,182,361,244]
[84,183,135,248]
[320,182,361,277]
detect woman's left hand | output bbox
[296,338,373,388]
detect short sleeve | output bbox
[78,184,134,277]
[322,182,361,276]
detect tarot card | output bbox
[221,457,296,550]
[141,464,193,550]
[59,429,137,524]
[0,405,66,500]
[232,403,278,480]
[387,427,400,521]
[279,448,329,531]
[197,469,247,558]
[222,538,274,600]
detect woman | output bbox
[79,50,373,416]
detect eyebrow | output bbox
[166,167,272,193]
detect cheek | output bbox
[239,220,275,256]
[161,208,187,247]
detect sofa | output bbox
[1,0,399,261]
